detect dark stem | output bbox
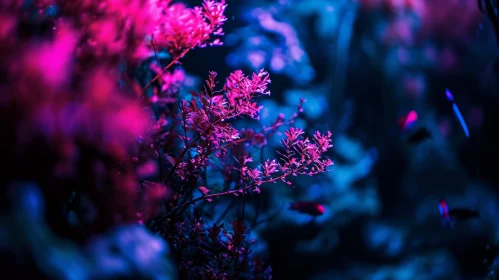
[151,36,163,68]
[160,171,292,221]
[140,48,190,95]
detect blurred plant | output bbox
[2,182,177,280]
[479,0,499,45]
[311,250,458,280]
[225,1,316,85]
[1,0,334,279]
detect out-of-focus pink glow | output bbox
[399,110,418,131]
[360,0,481,44]
[27,26,79,89]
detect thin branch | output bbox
[160,172,291,220]
[140,48,190,95]
[157,147,164,181]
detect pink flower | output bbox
[262,160,279,178]
[313,131,333,152]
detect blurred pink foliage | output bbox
[357,0,482,75]
[1,0,231,230]
[420,0,481,41]
[22,0,227,64]
[150,63,186,95]
[153,0,227,56]
[359,0,482,43]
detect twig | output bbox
[160,172,291,220]
[140,48,190,95]
[151,36,163,68]
[157,147,164,181]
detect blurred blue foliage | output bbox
[225,2,317,85]
[311,250,458,280]
[283,87,328,120]
[2,182,176,280]
[214,0,499,278]
[364,221,405,257]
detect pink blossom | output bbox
[262,159,279,178]
[313,131,333,152]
